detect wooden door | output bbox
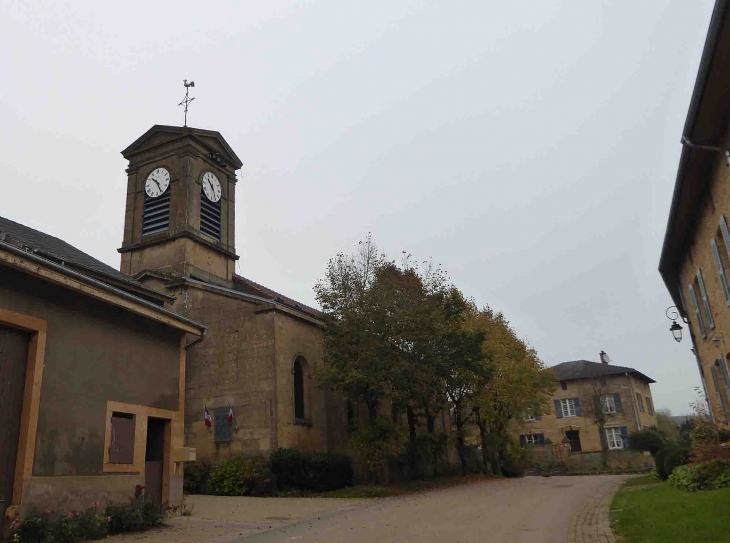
[145,418,166,505]
[0,325,30,520]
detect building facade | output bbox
[659,0,730,428]
[117,125,348,461]
[0,217,205,521]
[517,359,657,453]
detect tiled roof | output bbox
[0,215,165,300]
[232,274,323,319]
[550,360,655,384]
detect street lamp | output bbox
[666,306,683,343]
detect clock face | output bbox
[145,167,170,198]
[202,172,222,203]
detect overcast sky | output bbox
[0,1,716,414]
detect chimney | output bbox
[599,351,610,365]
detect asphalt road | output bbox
[235,475,626,543]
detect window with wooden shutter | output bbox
[646,396,654,416]
[109,413,135,464]
[720,215,730,266]
[606,427,624,449]
[697,269,715,329]
[636,393,645,413]
[711,366,727,420]
[712,238,730,305]
[688,284,706,339]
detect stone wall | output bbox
[528,444,654,474]
[677,131,730,429]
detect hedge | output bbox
[269,448,353,492]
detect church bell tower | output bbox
[118,125,242,287]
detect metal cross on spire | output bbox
[178,79,196,127]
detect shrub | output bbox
[9,492,166,543]
[662,445,690,478]
[654,447,671,480]
[270,448,353,492]
[690,417,718,446]
[501,436,531,478]
[106,487,167,534]
[183,460,212,494]
[348,418,406,483]
[691,443,730,462]
[208,456,269,496]
[668,459,730,491]
[718,429,730,443]
[628,428,666,456]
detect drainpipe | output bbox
[626,372,642,431]
[185,328,205,349]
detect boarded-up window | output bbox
[109,413,135,464]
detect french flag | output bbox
[204,406,212,428]
[227,404,235,424]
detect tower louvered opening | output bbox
[200,194,221,240]
[142,192,170,236]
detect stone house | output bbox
[0,216,205,522]
[116,125,348,461]
[659,0,730,429]
[516,358,657,453]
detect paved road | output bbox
[237,475,626,543]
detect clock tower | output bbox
[118,125,242,287]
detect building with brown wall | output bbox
[0,217,205,523]
[659,0,730,428]
[116,125,348,461]
[516,358,657,453]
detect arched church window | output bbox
[293,357,307,420]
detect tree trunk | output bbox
[406,406,419,478]
[474,410,492,475]
[366,396,378,422]
[425,409,437,477]
[455,406,468,476]
[598,422,609,470]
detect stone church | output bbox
[118,125,346,462]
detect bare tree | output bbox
[583,377,616,469]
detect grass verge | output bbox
[611,477,730,543]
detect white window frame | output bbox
[606,427,624,450]
[524,411,536,422]
[603,395,616,414]
[560,398,576,418]
[525,434,541,445]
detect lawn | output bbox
[611,478,730,543]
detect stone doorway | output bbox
[565,430,582,452]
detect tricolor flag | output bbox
[227,404,235,424]
[204,406,212,428]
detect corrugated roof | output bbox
[0,215,167,302]
[550,359,655,384]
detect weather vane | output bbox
[178,79,195,127]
